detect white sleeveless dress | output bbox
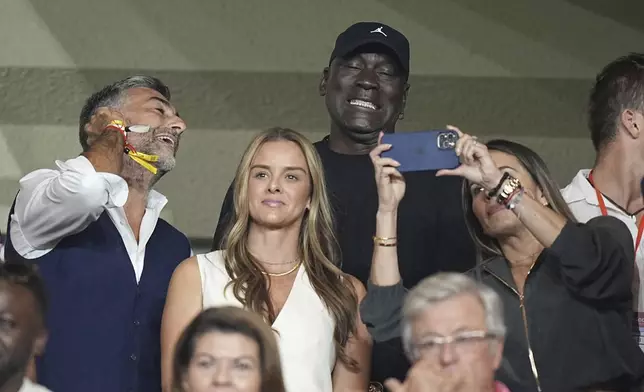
[196,250,336,392]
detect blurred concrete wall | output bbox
[1,0,643,245]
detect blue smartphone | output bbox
[381,130,460,172]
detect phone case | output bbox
[381,130,460,172]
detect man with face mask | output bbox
[212,23,476,384]
[3,76,191,392]
[0,264,50,392]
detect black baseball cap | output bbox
[329,22,410,77]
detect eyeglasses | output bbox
[409,330,496,361]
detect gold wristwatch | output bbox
[496,176,521,205]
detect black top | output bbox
[360,216,644,391]
[211,136,476,383]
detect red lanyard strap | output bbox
[588,170,644,255]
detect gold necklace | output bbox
[261,261,302,277]
[262,258,299,266]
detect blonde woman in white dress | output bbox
[161,127,372,392]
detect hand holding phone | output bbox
[381,130,460,172]
[435,127,503,190]
[370,140,407,213]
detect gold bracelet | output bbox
[375,241,397,247]
[496,176,522,206]
[373,236,397,247]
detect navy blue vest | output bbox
[5,202,190,392]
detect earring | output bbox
[398,112,405,120]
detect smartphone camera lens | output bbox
[437,132,457,150]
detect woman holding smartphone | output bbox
[361,126,644,391]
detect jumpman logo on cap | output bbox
[370,26,387,37]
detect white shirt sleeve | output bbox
[10,155,129,259]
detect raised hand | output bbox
[82,107,129,175]
[85,107,127,148]
[384,359,465,392]
[436,125,503,191]
[369,132,406,213]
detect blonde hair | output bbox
[221,127,359,370]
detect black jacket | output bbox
[361,216,644,391]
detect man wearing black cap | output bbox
[211,22,475,385]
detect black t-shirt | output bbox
[314,137,476,287]
[211,136,476,383]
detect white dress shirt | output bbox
[18,378,51,392]
[9,155,170,283]
[562,169,644,350]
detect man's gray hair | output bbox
[401,272,506,359]
[78,75,171,151]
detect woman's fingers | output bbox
[446,124,463,137]
[369,143,392,162]
[436,167,465,177]
[374,157,401,168]
[381,166,404,180]
[460,138,479,167]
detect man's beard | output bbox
[0,345,31,389]
[129,127,180,173]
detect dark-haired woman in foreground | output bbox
[172,306,286,392]
[360,126,644,391]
